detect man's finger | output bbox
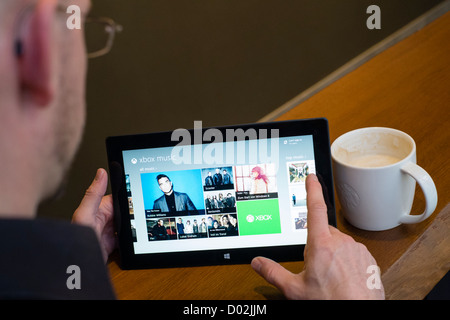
[305,174,331,241]
[73,168,108,224]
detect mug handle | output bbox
[399,162,438,224]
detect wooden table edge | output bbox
[381,203,450,300]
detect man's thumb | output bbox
[251,257,297,292]
[72,168,108,224]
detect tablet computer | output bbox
[106,118,335,269]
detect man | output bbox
[213,168,223,186]
[222,169,232,185]
[199,218,207,234]
[0,0,384,299]
[225,192,236,208]
[150,219,168,241]
[204,171,214,186]
[0,0,115,299]
[205,194,212,210]
[153,174,197,213]
[193,219,199,234]
[176,218,185,235]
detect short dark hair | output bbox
[156,174,170,182]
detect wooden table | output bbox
[108,8,450,300]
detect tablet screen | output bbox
[123,134,314,255]
[107,119,335,268]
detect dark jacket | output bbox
[153,191,196,212]
[0,219,115,299]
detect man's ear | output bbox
[18,0,57,107]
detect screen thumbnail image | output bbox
[234,163,277,194]
[293,210,308,230]
[176,215,208,240]
[201,166,234,191]
[204,189,236,213]
[125,174,135,219]
[207,213,239,237]
[147,218,177,241]
[130,219,137,242]
[290,185,307,208]
[287,160,315,184]
[141,169,206,217]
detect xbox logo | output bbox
[246,214,273,223]
[131,158,137,164]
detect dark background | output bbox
[38,0,443,219]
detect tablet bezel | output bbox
[106,118,336,269]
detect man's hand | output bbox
[72,168,116,263]
[251,174,385,300]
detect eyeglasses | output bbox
[84,17,123,59]
[14,4,122,60]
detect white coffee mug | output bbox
[331,127,437,231]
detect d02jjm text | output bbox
[227,304,266,317]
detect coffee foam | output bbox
[332,131,413,167]
[347,154,401,168]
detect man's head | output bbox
[0,0,91,217]
[156,174,173,195]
